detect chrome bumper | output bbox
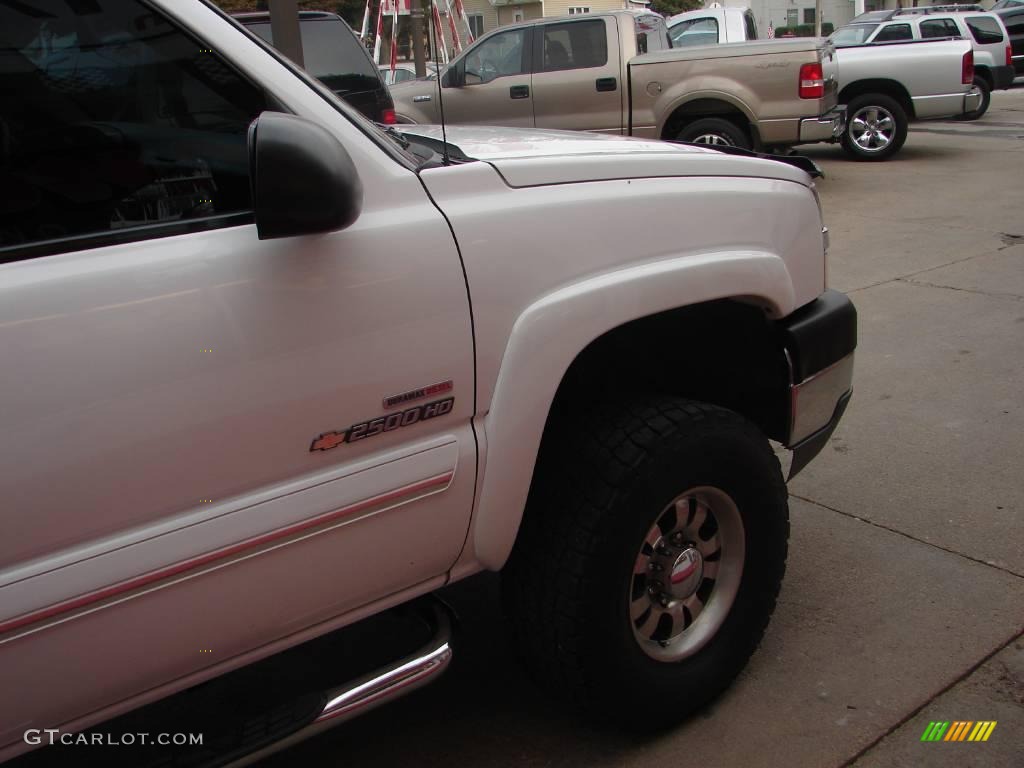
[787,353,854,478]
[790,353,854,446]
[963,87,983,114]
[799,107,846,143]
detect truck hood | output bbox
[399,125,813,187]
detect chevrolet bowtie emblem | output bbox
[309,431,348,452]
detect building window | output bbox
[803,8,816,25]
[467,14,485,39]
[568,7,591,15]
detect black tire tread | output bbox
[503,396,789,720]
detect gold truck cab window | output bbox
[540,20,608,72]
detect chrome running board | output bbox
[227,598,453,767]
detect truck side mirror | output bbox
[247,112,362,240]
[441,63,463,88]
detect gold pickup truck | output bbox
[391,9,843,150]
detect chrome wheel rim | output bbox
[691,133,734,146]
[849,105,895,152]
[629,486,745,662]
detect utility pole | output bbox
[412,0,427,77]
[815,0,822,37]
[268,0,304,67]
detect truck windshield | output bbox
[830,23,880,47]
[246,18,381,95]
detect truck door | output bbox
[531,18,623,133]
[440,26,535,127]
[0,0,475,747]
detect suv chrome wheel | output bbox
[630,486,745,663]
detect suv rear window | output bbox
[965,16,1005,44]
[245,18,380,94]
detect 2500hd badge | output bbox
[309,397,455,452]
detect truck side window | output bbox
[920,19,960,39]
[669,18,720,48]
[744,12,759,41]
[465,29,528,84]
[0,0,266,254]
[540,21,608,71]
[873,24,912,42]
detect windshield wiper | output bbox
[380,125,411,150]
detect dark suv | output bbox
[994,2,1024,74]
[235,11,396,124]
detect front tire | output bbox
[503,398,789,728]
[841,93,908,161]
[676,118,751,150]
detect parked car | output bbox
[391,11,843,152]
[667,6,759,47]
[994,2,1024,75]
[1,0,855,763]
[235,10,396,124]
[832,7,1014,120]
[380,62,440,85]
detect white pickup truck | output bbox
[831,35,981,159]
[0,0,856,764]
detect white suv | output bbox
[834,6,1014,118]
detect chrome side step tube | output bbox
[315,606,453,724]
[227,599,453,767]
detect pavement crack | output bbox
[845,250,997,296]
[836,627,1024,768]
[790,493,1024,580]
[897,277,1024,302]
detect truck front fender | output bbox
[473,252,796,570]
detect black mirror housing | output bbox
[441,63,462,88]
[248,112,362,240]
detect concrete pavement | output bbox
[266,88,1024,768]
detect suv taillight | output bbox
[799,62,825,99]
[962,50,974,85]
[1008,45,1014,68]
[381,108,397,125]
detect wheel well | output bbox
[974,66,993,89]
[661,100,753,144]
[540,300,792,452]
[838,80,915,120]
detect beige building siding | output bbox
[542,0,630,19]
[496,4,545,25]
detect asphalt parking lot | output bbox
[261,85,1024,768]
